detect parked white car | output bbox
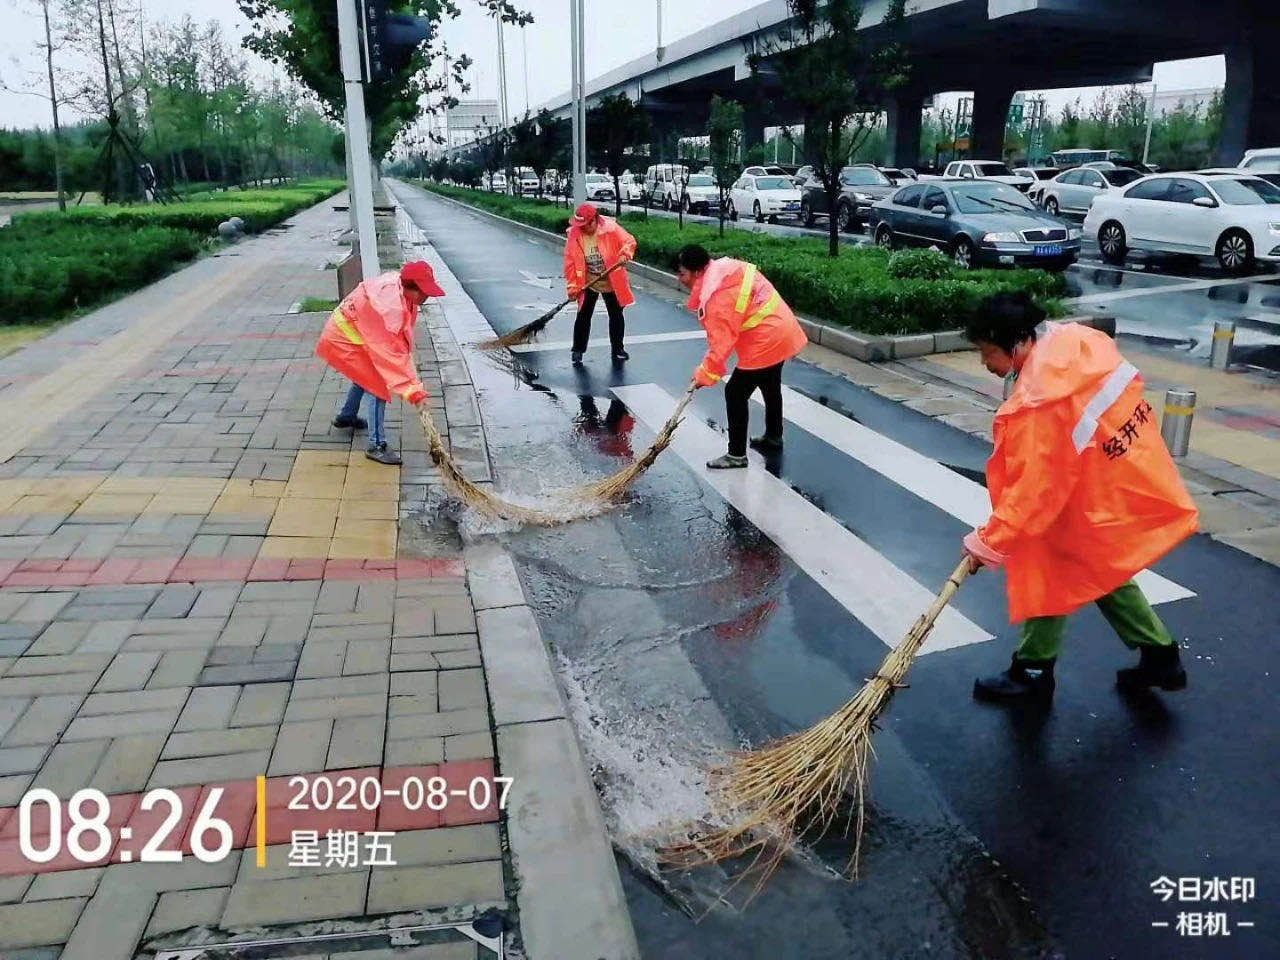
[487,172,507,193]
[1039,165,1143,216]
[512,167,540,196]
[742,165,790,179]
[944,160,1030,192]
[583,173,616,203]
[1238,148,1280,186]
[617,171,644,202]
[643,163,690,209]
[1084,171,1280,275]
[678,173,721,214]
[728,174,803,222]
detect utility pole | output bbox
[656,0,665,62]
[1143,84,1157,165]
[521,26,529,114]
[570,0,586,203]
[337,0,380,279]
[496,15,509,129]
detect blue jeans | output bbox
[339,384,386,447]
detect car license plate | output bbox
[1034,244,1063,256]
[785,202,799,210]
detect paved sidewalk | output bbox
[0,196,519,958]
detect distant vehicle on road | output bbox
[1015,167,1061,206]
[943,160,1030,192]
[793,164,816,187]
[1237,148,1280,186]
[642,163,688,209]
[728,174,803,223]
[869,180,1081,272]
[1085,171,1280,275]
[1051,148,1129,169]
[487,172,507,193]
[512,167,540,196]
[617,171,644,203]
[1039,165,1143,216]
[741,165,791,180]
[678,174,721,214]
[800,165,897,231]
[880,167,918,185]
[583,173,616,203]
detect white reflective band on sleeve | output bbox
[1071,361,1139,453]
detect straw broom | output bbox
[478,260,628,351]
[416,383,697,525]
[664,556,977,887]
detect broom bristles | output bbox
[661,559,975,890]
[477,261,628,351]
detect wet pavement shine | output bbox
[391,181,1279,959]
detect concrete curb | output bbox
[392,183,640,959]
[418,185,1114,361]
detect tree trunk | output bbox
[40,0,65,211]
[827,183,839,257]
[613,173,621,218]
[93,0,127,202]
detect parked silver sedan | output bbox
[1039,165,1143,217]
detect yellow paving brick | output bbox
[39,477,105,498]
[74,492,154,515]
[342,479,400,501]
[223,479,288,499]
[0,479,33,500]
[145,494,221,515]
[96,476,169,495]
[328,532,397,560]
[7,494,84,514]
[259,536,334,559]
[333,518,397,542]
[338,499,399,521]
[294,450,350,469]
[166,478,229,496]
[210,495,279,518]
[267,498,339,538]
[283,476,348,500]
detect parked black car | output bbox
[867,180,1081,271]
[800,166,898,232]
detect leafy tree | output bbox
[529,109,567,198]
[750,0,910,256]
[707,95,743,237]
[586,93,650,217]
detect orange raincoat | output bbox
[688,258,808,386]
[563,216,636,307]
[969,322,1198,622]
[315,272,425,403]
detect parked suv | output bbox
[943,160,1029,192]
[643,163,689,209]
[800,165,897,231]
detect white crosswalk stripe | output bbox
[511,330,707,353]
[760,386,1195,606]
[613,383,995,655]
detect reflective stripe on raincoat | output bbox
[314,272,425,403]
[563,216,637,307]
[688,258,808,384]
[973,322,1198,622]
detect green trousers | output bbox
[1016,580,1176,661]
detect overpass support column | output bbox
[1217,25,1280,165]
[743,105,766,157]
[885,90,925,167]
[970,81,1016,161]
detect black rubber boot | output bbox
[332,414,367,430]
[973,656,1056,704]
[749,434,784,453]
[1116,644,1186,693]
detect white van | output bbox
[643,163,691,210]
[512,166,540,195]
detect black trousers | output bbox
[725,361,784,456]
[572,289,625,354]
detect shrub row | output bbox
[422,182,1067,336]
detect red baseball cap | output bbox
[570,202,598,226]
[400,260,445,297]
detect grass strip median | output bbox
[420,182,1067,337]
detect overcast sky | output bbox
[1,0,1226,131]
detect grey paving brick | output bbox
[2,694,82,747]
[263,615,309,647]
[314,580,358,614]
[295,640,346,679]
[252,643,300,663]
[57,882,154,960]
[0,673,99,697]
[342,639,390,676]
[207,645,254,665]
[384,738,444,766]
[93,651,160,692]
[189,584,242,620]
[230,599,315,620]
[61,601,152,622]
[388,693,439,717]
[221,871,369,927]
[390,652,441,672]
[0,696,29,742]
[229,682,288,727]
[437,668,487,712]
[26,621,92,656]
[162,725,277,760]
[388,708,489,740]
[292,674,388,700]
[389,671,438,697]
[123,630,219,653]
[445,731,494,762]
[82,687,187,715]
[327,715,385,770]
[0,744,47,776]
[355,580,396,613]
[12,592,75,624]
[63,709,178,741]
[392,633,479,654]
[217,617,268,647]
[0,873,33,904]
[306,622,391,644]
[432,597,477,635]
[384,824,501,867]
[92,733,166,793]
[148,649,209,688]
[239,580,320,603]
[283,693,385,723]
[4,653,112,678]
[176,685,246,733]
[76,586,161,606]
[25,868,104,902]
[148,749,271,789]
[145,584,198,620]
[145,886,230,937]
[75,620,134,654]
[130,617,229,636]
[268,718,333,776]
[366,860,503,914]
[30,739,108,795]
[197,661,295,686]
[435,649,483,669]
[0,897,88,949]
[308,611,391,629]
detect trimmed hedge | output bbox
[422,182,1067,336]
[1,180,345,324]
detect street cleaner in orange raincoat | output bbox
[563,203,636,365]
[963,292,1198,704]
[675,244,808,469]
[315,260,444,465]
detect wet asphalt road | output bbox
[393,182,1279,959]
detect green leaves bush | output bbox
[2,180,344,324]
[424,183,1067,336]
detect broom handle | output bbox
[568,257,627,305]
[915,557,976,636]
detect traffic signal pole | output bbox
[570,0,586,204]
[337,0,381,280]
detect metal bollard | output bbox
[1210,320,1235,370]
[1160,388,1196,458]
